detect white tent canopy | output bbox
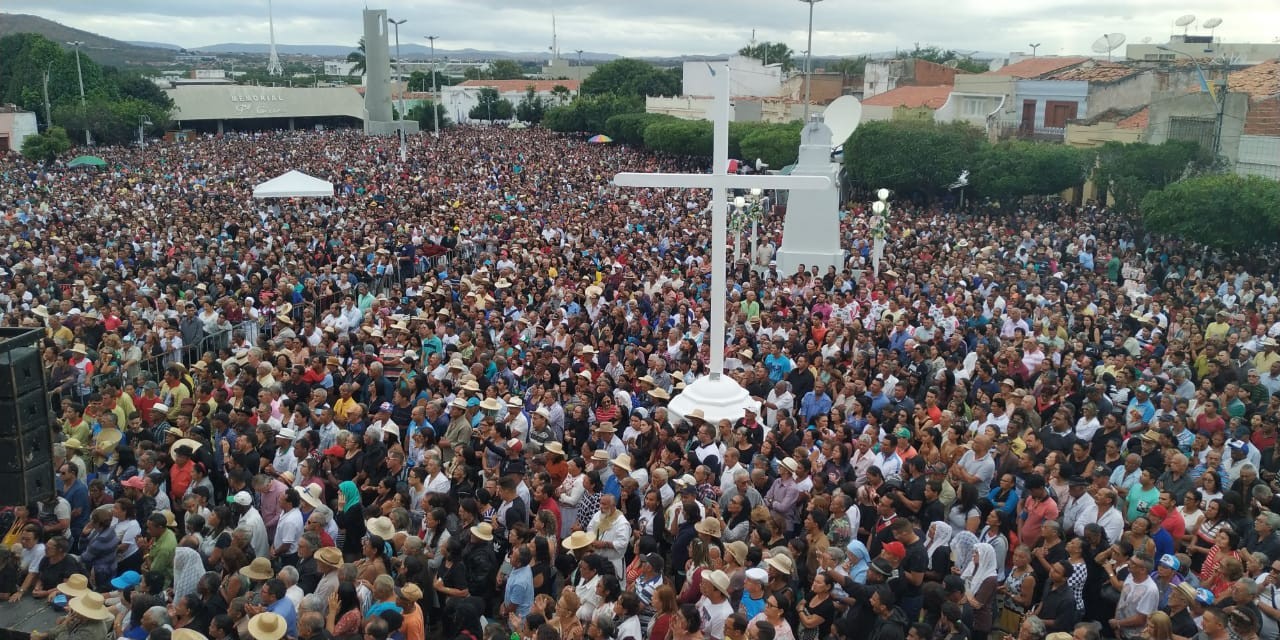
[252,170,334,199]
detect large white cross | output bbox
[613,63,830,377]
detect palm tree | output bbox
[347,37,366,76]
[551,85,572,105]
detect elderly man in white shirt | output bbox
[585,493,631,577]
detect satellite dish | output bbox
[822,95,863,147]
[1203,17,1222,29]
[1142,37,1153,44]
[1175,14,1196,27]
[755,158,770,172]
[1091,33,1127,61]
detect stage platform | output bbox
[0,597,63,640]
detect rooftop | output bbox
[456,79,581,92]
[1228,59,1280,99]
[1047,61,1144,84]
[861,85,952,109]
[1118,107,1150,129]
[985,56,1090,79]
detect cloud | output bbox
[6,0,1278,59]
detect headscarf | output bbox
[950,531,978,576]
[845,539,871,585]
[172,546,204,600]
[962,542,999,597]
[925,522,954,570]
[339,480,362,513]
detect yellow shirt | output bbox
[333,396,358,422]
[1205,321,1231,341]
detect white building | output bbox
[440,79,580,122]
[324,60,359,77]
[1126,35,1280,66]
[682,55,786,98]
[0,109,38,152]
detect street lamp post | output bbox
[798,0,823,122]
[137,115,152,147]
[426,35,440,137]
[732,188,766,273]
[575,49,584,82]
[388,18,408,161]
[68,41,90,145]
[1156,44,1226,158]
[871,188,890,279]
[1029,43,1041,57]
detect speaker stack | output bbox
[0,328,56,506]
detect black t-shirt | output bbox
[1039,583,1078,632]
[38,554,83,591]
[899,539,929,599]
[802,596,838,638]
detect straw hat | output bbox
[299,484,325,509]
[686,408,706,422]
[479,397,504,412]
[611,453,633,472]
[70,344,88,356]
[649,388,670,400]
[470,522,495,542]
[68,592,114,621]
[399,583,424,602]
[56,573,91,597]
[365,516,396,540]
[543,441,565,456]
[724,541,748,566]
[239,557,275,581]
[705,569,731,596]
[591,449,611,462]
[561,530,597,550]
[595,421,617,433]
[173,630,210,640]
[95,428,123,451]
[694,518,723,538]
[315,546,344,569]
[766,554,794,575]
[780,457,799,474]
[462,380,481,392]
[247,612,288,640]
[494,278,513,289]
[159,510,178,528]
[450,398,469,410]
[63,437,83,451]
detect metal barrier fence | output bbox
[86,247,462,393]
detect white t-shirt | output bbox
[1116,575,1159,631]
[697,596,734,640]
[273,508,304,554]
[20,543,45,574]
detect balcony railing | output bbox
[994,122,1066,143]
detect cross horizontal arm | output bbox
[613,173,830,191]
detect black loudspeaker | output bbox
[0,328,55,506]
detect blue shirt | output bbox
[800,392,833,424]
[267,597,298,638]
[505,565,534,618]
[764,354,792,383]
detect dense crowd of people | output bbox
[3,123,1280,640]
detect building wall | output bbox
[936,75,1016,127]
[1065,121,1144,148]
[1126,42,1280,65]
[1084,70,1202,120]
[441,86,576,123]
[861,104,895,122]
[862,60,906,99]
[166,86,367,122]
[683,56,785,98]
[1237,135,1280,179]
[539,59,596,82]
[0,112,39,151]
[644,96,798,124]
[1147,91,1250,166]
[1012,79,1089,128]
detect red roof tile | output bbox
[1048,62,1143,83]
[1117,107,1149,129]
[985,56,1090,79]
[1228,60,1280,99]
[457,79,581,92]
[861,85,952,109]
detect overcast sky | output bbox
[8,0,1278,58]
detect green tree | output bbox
[543,94,644,133]
[824,56,869,77]
[1094,140,1214,212]
[407,101,451,130]
[905,44,988,74]
[604,112,679,146]
[20,125,71,162]
[347,38,366,76]
[516,87,547,124]
[844,119,986,195]
[738,42,796,71]
[550,84,572,105]
[468,88,514,120]
[54,97,169,146]
[406,70,452,92]
[644,119,713,157]
[970,141,1093,203]
[739,123,804,169]
[1141,174,1280,249]
[489,59,525,80]
[580,58,680,97]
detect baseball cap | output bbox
[882,541,906,559]
[1149,505,1168,519]
[110,571,142,590]
[1158,553,1180,571]
[1195,588,1215,605]
[232,491,253,507]
[870,558,894,576]
[378,402,393,413]
[324,445,346,457]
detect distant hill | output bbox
[0,13,176,67]
[194,41,621,62]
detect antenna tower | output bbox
[266,0,283,75]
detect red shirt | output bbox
[1196,414,1226,435]
[1161,509,1186,541]
[169,458,194,502]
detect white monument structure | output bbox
[612,63,829,424]
[361,9,415,136]
[774,96,861,276]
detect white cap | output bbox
[233,491,253,507]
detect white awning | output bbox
[252,170,334,199]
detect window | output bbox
[962,98,986,117]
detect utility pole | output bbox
[575,49,584,83]
[427,35,440,138]
[798,0,824,122]
[41,63,52,130]
[388,18,408,161]
[68,41,90,145]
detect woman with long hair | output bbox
[648,584,678,640]
[722,494,752,544]
[1188,498,1230,571]
[356,533,391,584]
[1145,610,1176,640]
[1199,532,1244,596]
[998,545,1036,635]
[79,507,119,590]
[325,582,362,638]
[749,591,796,640]
[552,589,585,640]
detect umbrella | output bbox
[587,134,613,144]
[67,155,107,168]
[508,122,528,129]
